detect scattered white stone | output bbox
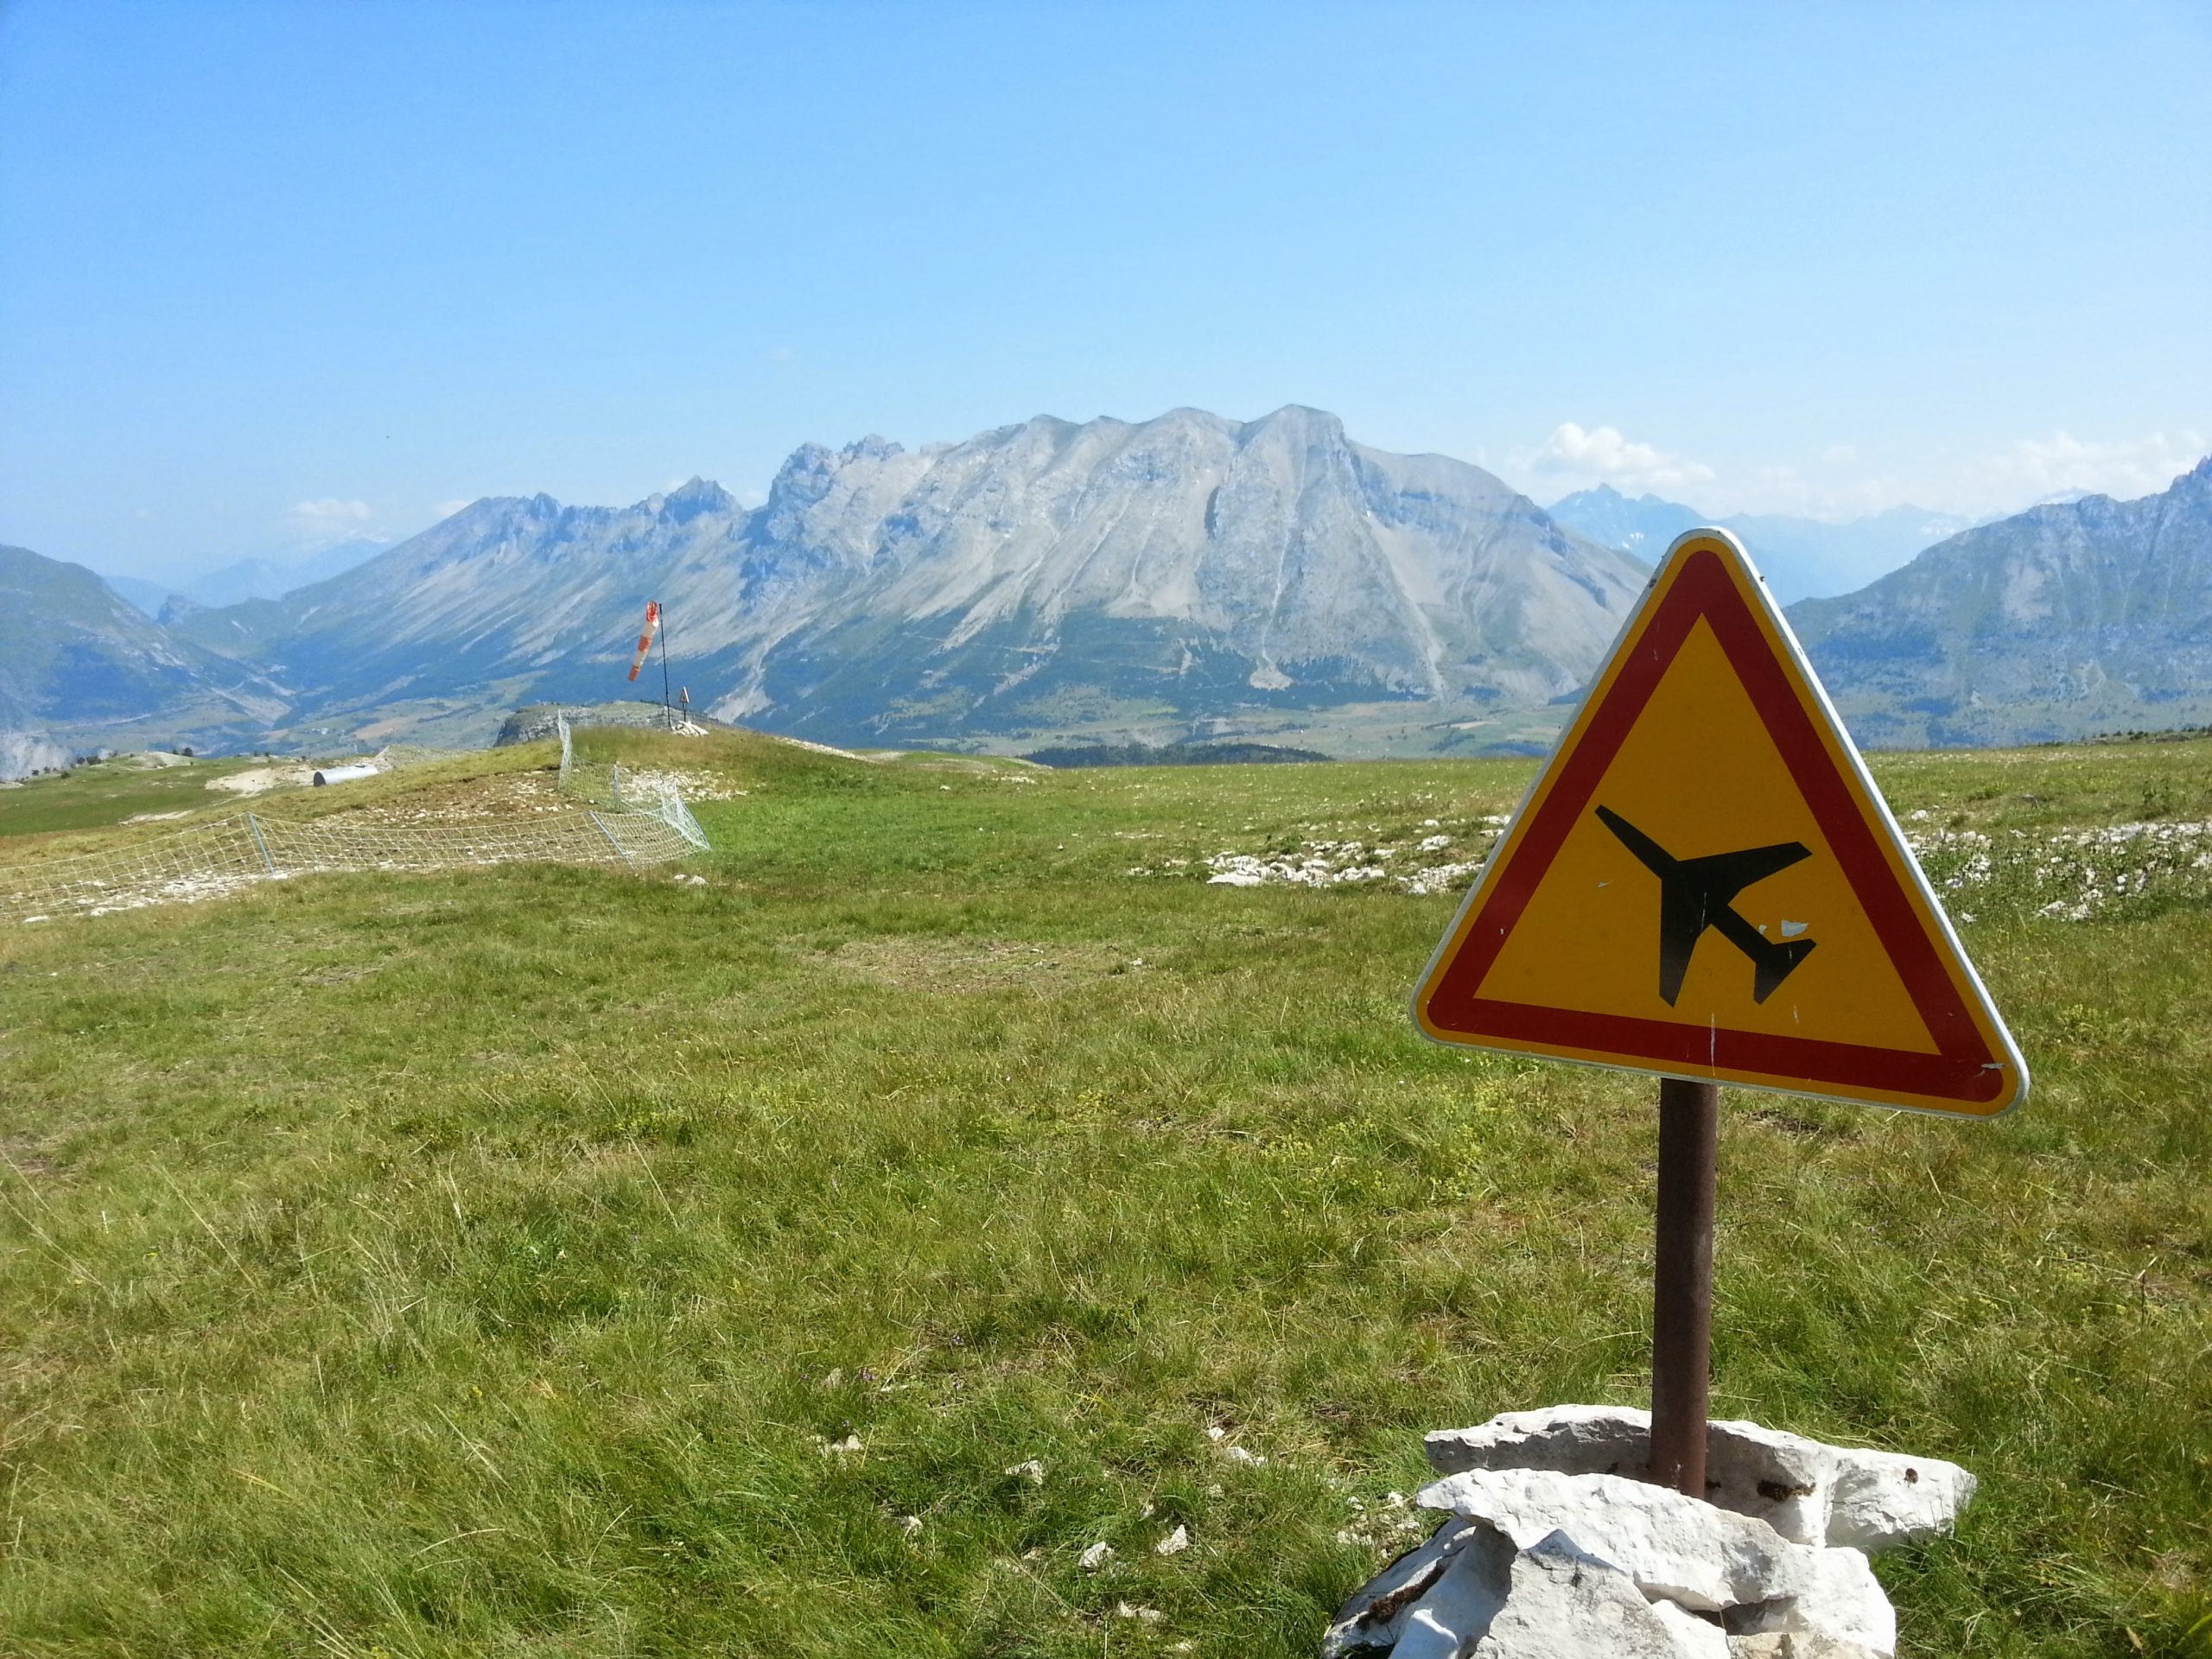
[1155,1523,1191,1555]
[1004,1458,1047,1484]
[1221,1444,1267,1465]
[897,1513,923,1535]
[1079,1541,1115,1571]
[1116,1601,1165,1623]
[821,1433,862,1454]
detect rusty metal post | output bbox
[1650,1076,1718,1497]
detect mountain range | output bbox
[5,407,2210,770]
[1545,485,1973,603]
[160,405,1649,754]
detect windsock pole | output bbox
[658,602,673,727]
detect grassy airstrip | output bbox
[0,728,2206,1657]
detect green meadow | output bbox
[0,730,2205,1656]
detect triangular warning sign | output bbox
[1414,531,2026,1117]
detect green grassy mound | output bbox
[0,735,2205,1656]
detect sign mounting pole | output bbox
[1649,1076,1717,1497]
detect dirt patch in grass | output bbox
[826,936,1135,993]
[0,1134,61,1178]
[207,765,315,797]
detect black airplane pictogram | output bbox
[1594,805,1816,1007]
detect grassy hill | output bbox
[0,733,2205,1656]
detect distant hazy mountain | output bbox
[0,544,288,753]
[1547,484,1971,603]
[175,406,1649,753]
[182,538,391,608]
[95,539,391,623]
[1541,486,1707,564]
[1788,456,2212,747]
[101,572,186,618]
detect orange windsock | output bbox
[626,601,660,683]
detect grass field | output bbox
[0,730,2206,1656]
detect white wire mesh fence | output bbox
[553,715,711,849]
[2,721,709,926]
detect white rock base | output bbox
[1326,1406,1974,1659]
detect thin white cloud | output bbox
[430,499,472,520]
[295,496,372,525]
[290,497,378,548]
[1964,429,2207,508]
[1527,422,1716,495]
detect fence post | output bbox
[245,813,278,876]
[588,810,638,870]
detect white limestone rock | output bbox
[1332,1411,1969,1656]
[1322,1517,1485,1656]
[1470,1531,1728,1658]
[1727,1636,1887,1658]
[1649,1601,1734,1659]
[1411,1467,1897,1658]
[1724,1546,1896,1657]
[1391,1526,1514,1659]
[1423,1407,1973,1551]
[1827,1448,1978,1554]
[1414,1467,1812,1613]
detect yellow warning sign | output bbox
[1413,531,2026,1116]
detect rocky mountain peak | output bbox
[1243,403,1348,448]
[654,477,740,522]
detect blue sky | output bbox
[2,0,2207,581]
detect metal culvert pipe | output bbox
[312,764,380,786]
